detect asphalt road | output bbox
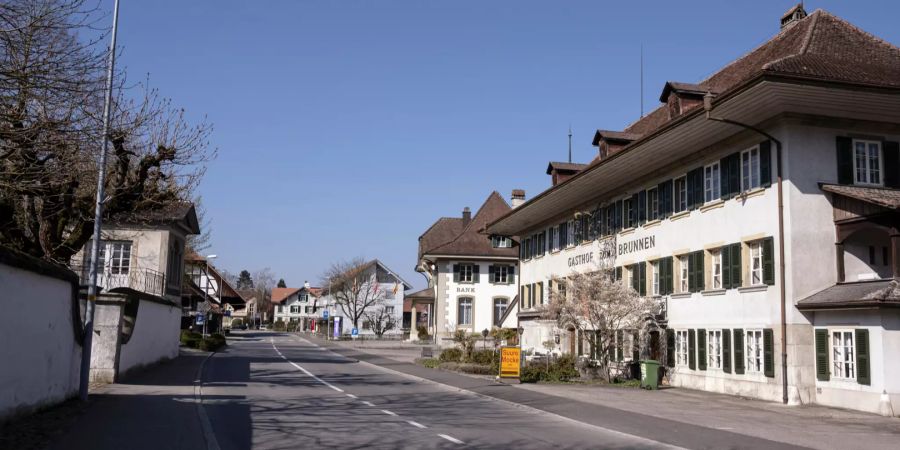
[199,332,679,449]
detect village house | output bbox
[272,283,322,331]
[416,191,522,344]
[486,5,899,416]
[317,259,412,337]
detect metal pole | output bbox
[79,0,120,402]
[203,259,209,337]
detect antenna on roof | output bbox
[568,125,572,163]
[640,43,644,118]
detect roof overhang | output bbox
[422,253,520,261]
[487,76,900,236]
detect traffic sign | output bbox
[195,314,205,325]
[323,310,329,319]
[351,328,359,338]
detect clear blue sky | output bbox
[110,1,899,289]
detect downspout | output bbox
[703,93,789,405]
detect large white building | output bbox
[416,191,521,344]
[317,260,412,337]
[486,6,899,416]
[272,284,322,330]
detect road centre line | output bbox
[362,401,375,407]
[381,409,397,416]
[346,393,357,399]
[407,421,427,429]
[438,434,465,445]
[271,339,343,393]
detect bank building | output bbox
[485,5,899,416]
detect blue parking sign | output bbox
[195,314,205,325]
[323,310,329,319]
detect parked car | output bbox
[259,325,268,331]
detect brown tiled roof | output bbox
[797,280,900,310]
[546,161,588,175]
[621,9,900,140]
[423,191,518,258]
[658,81,708,102]
[418,217,464,259]
[271,287,300,304]
[109,202,200,234]
[820,183,900,210]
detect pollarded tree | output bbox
[0,0,214,263]
[322,258,385,330]
[544,269,656,381]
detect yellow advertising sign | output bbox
[500,346,521,378]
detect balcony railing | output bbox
[71,263,166,298]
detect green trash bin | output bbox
[640,360,660,390]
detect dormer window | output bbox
[491,235,512,248]
[853,140,882,186]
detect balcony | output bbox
[71,263,166,298]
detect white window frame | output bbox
[647,187,659,222]
[704,162,721,202]
[853,139,883,186]
[651,260,660,296]
[741,146,761,191]
[385,306,395,315]
[711,250,722,289]
[491,235,512,248]
[675,330,689,366]
[746,329,763,373]
[679,255,689,293]
[290,305,300,314]
[566,220,576,248]
[550,226,560,252]
[674,175,687,213]
[458,297,473,326]
[493,297,508,326]
[623,198,634,228]
[493,265,510,284]
[749,242,763,286]
[459,264,474,283]
[832,329,856,380]
[708,330,723,370]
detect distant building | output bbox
[486,5,900,416]
[416,191,521,345]
[318,259,412,337]
[183,254,246,330]
[272,284,322,330]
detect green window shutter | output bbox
[836,136,853,184]
[723,329,732,374]
[722,245,732,289]
[694,251,705,292]
[731,243,742,289]
[639,262,647,296]
[638,190,647,225]
[520,286,525,308]
[688,329,696,370]
[488,265,495,283]
[615,266,622,281]
[472,264,480,283]
[577,330,583,355]
[508,265,515,284]
[697,329,707,371]
[688,253,697,292]
[815,328,829,381]
[759,141,772,188]
[631,264,639,292]
[763,328,775,378]
[762,237,775,285]
[453,264,460,282]
[632,331,640,361]
[664,256,674,295]
[733,329,745,375]
[666,329,676,367]
[855,329,870,385]
[884,141,900,188]
[616,330,624,362]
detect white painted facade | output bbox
[433,257,519,343]
[118,298,182,376]
[274,289,319,328]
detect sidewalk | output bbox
[311,335,900,450]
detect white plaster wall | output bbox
[439,259,518,336]
[0,263,81,421]
[118,299,181,376]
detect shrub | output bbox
[180,330,202,348]
[468,349,495,366]
[273,320,286,331]
[520,365,544,383]
[520,354,578,383]
[439,347,463,362]
[418,358,440,368]
[199,334,227,352]
[416,326,430,341]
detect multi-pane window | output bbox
[491,235,512,248]
[708,330,723,370]
[832,330,856,379]
[749,242,763,285]
[385,306,395,315]
[290,305,300,314]
[566,220,576,247]
[550,226,560,252]
[457,297,473,326]
[679,255,689,293]
[94,241,132,275]
[675,330,689,366]
[557,279,567,301]
[854,140,882,185]
[741,146,761,191]
[746,330,763,373]
[647,187,659,221]
[623,198,634,228]
[704,162,721,202]
[492,265,510,284]
[459,264,474,283]
[493,298,508,326]
[711,250,723,289]
[300,292,309,302]
[651,261,661,296]
[674,176,687,213]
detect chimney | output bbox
[462,207,471,227]
[780,3,807,30]
[511,189,526,208]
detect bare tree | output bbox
[363,305,397,338]
[186,195,213,254]
[322,258,383,330]
[0,0,214,263]
[544,269,655,381]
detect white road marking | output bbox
[271,338,343,393]
[346,394,357,399]
[438,434,464,445]
[407,421,427,429]
[381,409,397,416]
[362,401,375,407]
